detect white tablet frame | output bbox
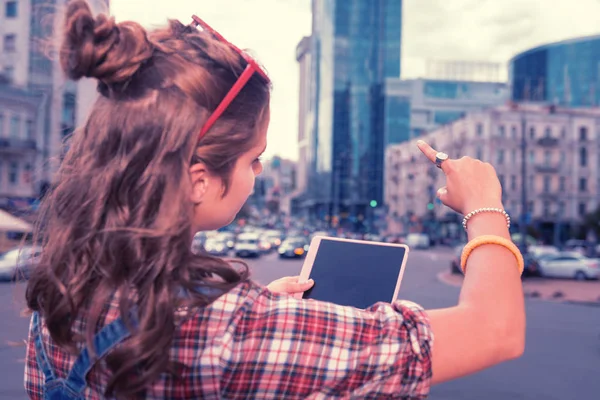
[293,236,410,302]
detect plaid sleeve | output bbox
[24,315,43,400]
[220,285,434,399]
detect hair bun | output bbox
[60,0,154,85]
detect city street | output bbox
[0,249,599,399]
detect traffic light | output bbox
[370,200,378,208]
[427,202,434,211]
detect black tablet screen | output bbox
[302,239,407,309]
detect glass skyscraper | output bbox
[509,34,600,107]
[304,0,402,229]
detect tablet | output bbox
[295,236,409,309]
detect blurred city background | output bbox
[1,0,599,399]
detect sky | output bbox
[109,0,600,161]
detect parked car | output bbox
[538,252,600,280]
[203,238,230,257]
[278,237,309,259]
[263,230,284,249]
[0,245,42,281]
[216,232,236,250]
[234,233,261,258]
[406,233,430,250]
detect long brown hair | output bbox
[25,1,270,398]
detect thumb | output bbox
[437,187,449,204]
[293,279,315,291]
[283,278,314,294]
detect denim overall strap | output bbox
[32,311,57,384]
[64,313,137,393]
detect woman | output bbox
[24,1,525,399]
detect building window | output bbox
[9,161,18,184]
[543,176,551,193]
[498,125,505,137]
[528,201,534,213]
[498,175,505,188]
[5,1,17,18]
[543,201,551,218]
[544,127,552,138]
[529,127,535,139]
[497,149,504,164]
[476,123,483,136]
[544,150,551,166]
[3,34,16,53]
[0,113,4,136]
[579,177,587,192]
[26,119,34,139]
[23,163,32,183]
[558,202,565,215]
[579,202,587,217]
[529,175,534,190]
[3,65,14,82]
[580,147,587,167]
[511,175,517,190]
[511,126,517,138]
[559,176,565,191]
[528,150,535,164]
[511,149,517,164]
[579,126,588,141]
[476,146,483,160]
[560,151,566,163]
[9,115,20,138]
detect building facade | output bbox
[300,0,403,230]
[0,0,108,213]
[509,34,600,107]
[294,36,312,199]
[0,83,46,206]
[385,103,600,244]
[425,60,504,83]
[383,78,508,143]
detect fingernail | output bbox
[301,279,314,285]
[416,140,424,145]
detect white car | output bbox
[0,246,42,281]
[405,233,430,249]
[203,238,230,257]
[538,252,600,280]
[234,233,261,258]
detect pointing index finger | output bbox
[416,140,438,164]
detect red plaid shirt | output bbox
[25,280,433,399]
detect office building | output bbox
[509,34,600,107]
[294,36,312,198]
[425,60,504,83]
[383,77,508,142]
[298,0,403,229]
[385,103,600,244]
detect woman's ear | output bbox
[189,162,210,204]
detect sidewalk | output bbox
[438,271,600,305]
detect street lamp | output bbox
[519,110,529,253]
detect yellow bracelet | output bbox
[460,235,524,275]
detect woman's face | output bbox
[191,109,269,232]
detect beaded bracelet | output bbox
[462,207,510,231]
[460,235,524,275]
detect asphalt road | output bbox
[1,249,599,399]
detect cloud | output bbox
[403,0,600,79]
